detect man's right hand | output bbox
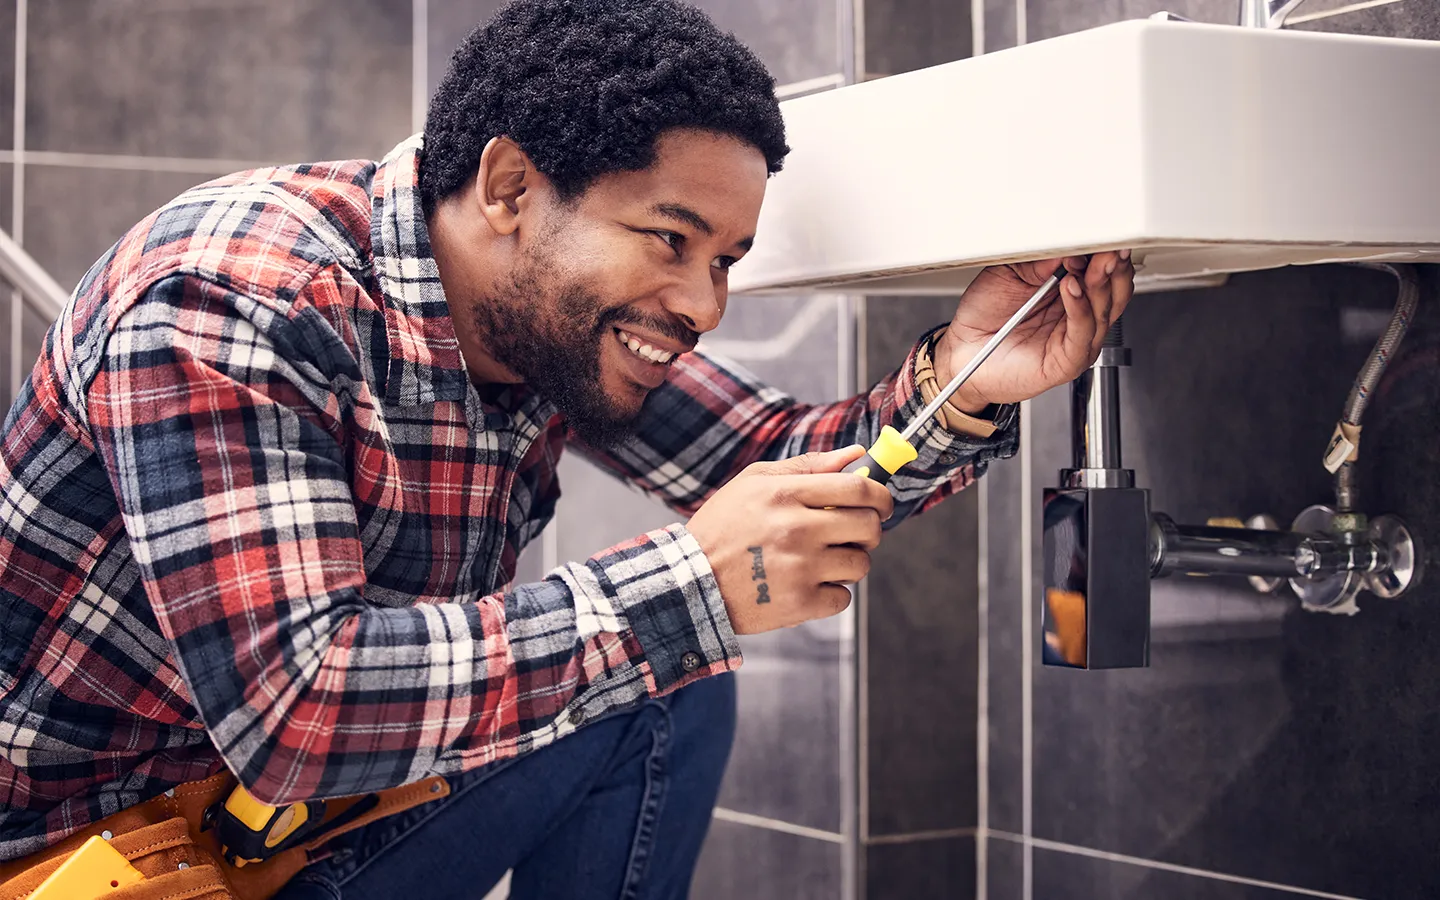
[686,445,895,634]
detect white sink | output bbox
[730,20,1440,296]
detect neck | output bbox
[427,200,522,387]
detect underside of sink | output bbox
[730,20,1440,296]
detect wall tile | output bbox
[984,835,1025,900]
[426,0,503,97]
[0,162,14,405]
[22,165,206,294]
[1026,0,1237,41]
[697,0,844,86]
[691,820,842,900]
[1014,265,1440,900]
[983,0,1017,52]
[1290,0,1440,38]
[865,485,980,837]
[862,296,980,838]
[428,0,842,100]
[865,0,973,77]
[717,651,845,832]
[14,296,45,402]
[1033,846,1311,899]
[864,835,976,900]
[982,457,1025,836]
[28,0,412,162]
[0,0,14,151]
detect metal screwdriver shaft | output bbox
[842,264,1070,486]
[897,264,1067,443]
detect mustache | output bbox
[597,307,699,352]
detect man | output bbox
[0,0,1133,897]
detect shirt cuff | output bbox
[594,523,742,695]
[892,326,1019,476]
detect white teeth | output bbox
[616,330,675,364]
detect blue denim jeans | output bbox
[273,672,737,900]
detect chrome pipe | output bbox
[1149,514,1383,581]
[1239,0,1307,29]
[0,228,68,320]
[1150,515,1311,578]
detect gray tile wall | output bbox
[982,3,1440,899]
[0,0,414,410]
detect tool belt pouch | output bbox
[0,772,450,900]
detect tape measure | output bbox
[206,785,327,867]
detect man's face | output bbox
[470,129,767,447]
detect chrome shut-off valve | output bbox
[1042,263,1426,670]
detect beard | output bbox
[469,245,694,450]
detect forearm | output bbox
[208,523,738,806]
[581,330,1019,522]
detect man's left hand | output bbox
[934,251,1135,414]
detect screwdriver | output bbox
[841,263,1070,485]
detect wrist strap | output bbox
[915,327,1000,439]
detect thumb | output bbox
[746,444,867,477]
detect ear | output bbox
[475,136,534,237]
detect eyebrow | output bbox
[651,202,753,252]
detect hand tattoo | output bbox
[748,545,770,604]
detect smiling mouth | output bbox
[614,329,678,365]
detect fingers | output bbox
[746,445,866,477]
[1082,253,1118,342]
[780,472,896,519]
[818,546,872,585]
[1056,251,1135,357]
[816,584,855,617]
[800,505,884,550]
[1109,250,1136,322]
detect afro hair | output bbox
[419,0,790,213]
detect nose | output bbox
[661,269,724,334]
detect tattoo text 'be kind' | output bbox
[748,546,770,604]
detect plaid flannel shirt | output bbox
[0,134,1017,861]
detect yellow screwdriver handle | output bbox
[840,426,919,486]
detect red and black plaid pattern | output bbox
[0,134,1016,860]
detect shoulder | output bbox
[85,158,381,328]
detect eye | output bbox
[711,256,738,271]
[652,231,683,255]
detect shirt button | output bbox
[938,452,960,466]
[681,652,702,673]
[567,708,585,727]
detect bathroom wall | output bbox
[980,4,1440,900]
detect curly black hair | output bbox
[419,0,789,213]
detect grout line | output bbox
[1016,8,1031,884]
[835,295,858,900]
[9,0,26,407]
[976,476,990,900]
[971,0,985,58]
[774,72,846,100]
[1018,399,1033,900]
[1286,0,1405,25]
[412,0,428,133]
[0,149,271,176]
[867,827,976,846]
[851,0,865,84]
[854,293,869,859]
[711,807,845,845]
[985,831,1367,900]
